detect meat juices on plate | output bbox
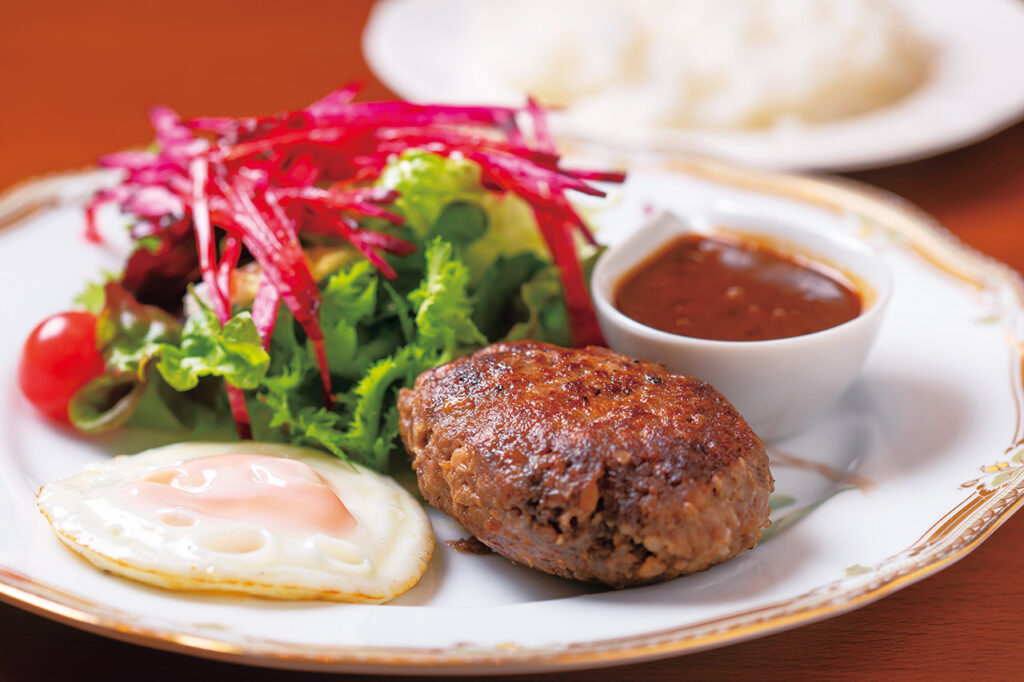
[398,341,774,588]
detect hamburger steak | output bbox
[397,341,773,587]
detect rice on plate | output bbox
[462,0,931,130]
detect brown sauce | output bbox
[614,234,861,341]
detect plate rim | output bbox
[1,163,1024,674]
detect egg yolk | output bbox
[121,454,356,538]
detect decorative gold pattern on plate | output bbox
[2,160,1024,673]
[0,169,105,233]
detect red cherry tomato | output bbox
[18,311,106,424]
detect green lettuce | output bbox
[318,260,384,379]
[377,149,484,239]
[505,265,572,347]
[157,294,270,392]
[251,152,578,469]
[70,148,581,472]
[69,283,233,434]
[96,282,181,380]
[377,149,548,279]
[470,252,547,340]
[254,238,484,470]
[409,238,487,358]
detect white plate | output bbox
[1,162,1023,675]
[363,0,1024,171]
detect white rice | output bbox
[463,0,931,130]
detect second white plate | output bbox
[364,0,1024,171]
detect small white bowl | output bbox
[592,210,891,442]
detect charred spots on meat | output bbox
[397,340,773,588]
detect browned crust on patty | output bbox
[398,341,773,587]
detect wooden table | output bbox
[3,2,1024,679]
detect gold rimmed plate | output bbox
[1,159,1022,674]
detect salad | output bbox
[17,85,623,471]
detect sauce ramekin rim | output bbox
[591,210,893,349]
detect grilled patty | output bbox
[398,341,773,587]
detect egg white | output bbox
[36,442,434,603]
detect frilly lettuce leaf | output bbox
[377,150,548,282]
[75,149,577,471]
[377,149,483,239]
[96,282,181,380]
[505,265,571,347]
[254,238,485,470]
[69,373,149,434]
[409,238,487,359]
[156,295,270,392]
[69,367,226,435]
[73,268,122,314]
[339,345,426,470]
[462,191,547,282]
[318,260,381,379]
[69,284,238,435]
[470,252,547,340]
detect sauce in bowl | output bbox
[614,234,861,341]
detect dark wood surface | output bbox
[3,1,1024,679]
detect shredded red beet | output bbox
[188,158,252,438]
[87,84,623,436]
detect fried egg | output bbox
[36,442,433,603]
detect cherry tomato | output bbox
[18,311,106,424]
